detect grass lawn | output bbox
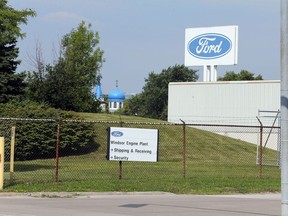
[1,113,281,194]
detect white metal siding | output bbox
[168,81,280,126]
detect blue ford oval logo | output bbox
[112,131,123,137]
[187,33,232,59]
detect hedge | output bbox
[0,101,98,161]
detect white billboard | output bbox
[107,127,159,162]
[185,25,238,66]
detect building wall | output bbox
[168,80,280,126]
[168,80,280,152]
[109,101,124,112]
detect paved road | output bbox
[0,192,281,216]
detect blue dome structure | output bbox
[108,81,125,112]
[108,87,125,102]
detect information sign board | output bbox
[107,127,159,162]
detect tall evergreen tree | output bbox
[0,0,35,103]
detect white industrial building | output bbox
[168,80,280,152]
[168,80,280,125]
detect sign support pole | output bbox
[212,65,217,81]
[204,65,217,82]
[119,121,123,180]
[203,65,209,82]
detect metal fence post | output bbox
[55,118,61,182]
[256,117,263,178]
[0,137,4,190]
[180,119,186,179]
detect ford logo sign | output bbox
[187,33,232,59]
[111,131,123,137]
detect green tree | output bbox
[218,70,263,81]
[24,41,47,103]
[0,0,35,103]
[26,21,104,112]
[124,65,198,120]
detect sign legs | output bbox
[203,65,217,82]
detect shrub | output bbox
[0,101,98,161]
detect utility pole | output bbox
[281,0,288,214]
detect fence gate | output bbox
[257,110,280,167]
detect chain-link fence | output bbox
[0,118,280,186]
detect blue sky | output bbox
[9,0,280,94]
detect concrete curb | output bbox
[0,192,281,200]
[0,191,174,198]
[207,193,281,200]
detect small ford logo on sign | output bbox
[187,33,232,59]
[112,131,123,137]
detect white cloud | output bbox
[44,11,88,24]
